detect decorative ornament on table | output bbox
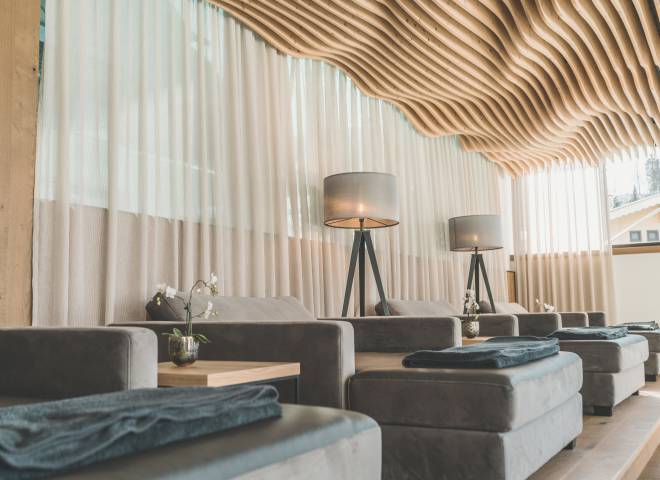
[462,290,480,338]
[535,298,556,313]
[155,273,219,366]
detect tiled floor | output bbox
[532,379,660,479]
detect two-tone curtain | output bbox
[511,162,616,319]
[34,0,506,326]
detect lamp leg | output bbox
[464,253,478,314]
[478,255,496,314]
[341,231,363,317]
[359,234,366,317]
[474,253,481,304]
[364,231,389,316]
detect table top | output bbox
[461,336,493,346]
[157,360,301,388]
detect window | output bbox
[607,145,660,246]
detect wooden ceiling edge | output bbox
[208,0,660,176]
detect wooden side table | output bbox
[158,361,301,403]
[461,336,493,346]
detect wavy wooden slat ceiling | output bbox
[212,0,660,175]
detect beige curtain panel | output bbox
[511,162,616,320]
[34,0,506,326]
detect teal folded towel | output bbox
[620,321,659,331]
[550,326,628,340]
[0,385,281,479]
[402,336,559,369]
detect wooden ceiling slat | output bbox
[212,0,660,174]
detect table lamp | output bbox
[324,172,399,316]
[448,214,502,313]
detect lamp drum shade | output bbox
[324,172,399,229]
[449,214,503,251]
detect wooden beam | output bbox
[0,0,40,326]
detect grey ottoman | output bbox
[627,329,660,381]
[349,351,583,480]
[558,335,649,416]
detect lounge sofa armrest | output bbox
[0,327,157,399]
[320,316,461,353]
[587,311,607,326]
[515,313,562,337]
[456,314,519,336]
[559,312,589,328]
[112,321,355,409]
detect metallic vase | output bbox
[462,320,480,339]
[168,336,199,367]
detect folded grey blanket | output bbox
[620,321,659,331]
[550,326,628,340]
[402,336,559,369]
[0,385,281,479]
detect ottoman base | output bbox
[645,352,660,376]
[582,363,645,414]
[380,394,582,480]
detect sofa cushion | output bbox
[349,351,582,433]
[558,335,649,373]
[479,301,529,315]
[147,295,314,322]
[375,299,458,317]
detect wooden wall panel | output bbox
[0,0,40,326]
[213,0,660,175]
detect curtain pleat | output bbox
[34,0,507,326]
[512,162,616,319]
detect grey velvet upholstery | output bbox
[581,364,645,411]
[380,394,582,480]
[646,352,660,376]
[51,405,381,480]
[587,311,607,326]
[558,335,649,372]
[559,312,589,328]
[480,301,530,315]
[515,313,562,337]
[618,330,660,377]
[456,314,519,336]
[377,299,457,316]
[147,294,314,322]
[557,335,648,410]
[351,351,582,432]
[374,299,519,336]
[113,321,354,409]
[0,328,157,399]
[327,316,460,352]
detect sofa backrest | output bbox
[375,299,459,316]
[146,294,315,322]
[479,301,529,315]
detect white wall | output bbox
[613,253,660,323]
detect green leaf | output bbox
[193,333,211,344]
[172,328,184,337]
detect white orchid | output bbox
[154,273,218,345]
[463,290,479,315]
[535,298,556,313]
[203,301,213,319]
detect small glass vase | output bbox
[168,336,199,367]
[462,319,480,338]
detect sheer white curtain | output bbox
[34,0,506,326]
[512,162,615,318]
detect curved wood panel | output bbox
[212,0,660,174]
